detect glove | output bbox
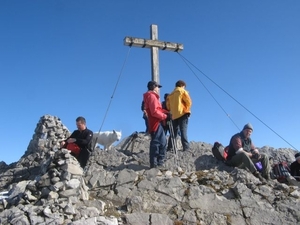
[165,112,172,121]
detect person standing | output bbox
[166,80,192,152]
[143,81,170,169]
[161,93,170,135]
[141,100,148,133]
[60,116,93,168]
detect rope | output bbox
[177,53,240,130]
[177,52,298,151]
[94,47,132,147]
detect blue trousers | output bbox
[168,114,189,151]
[150,124,166,167]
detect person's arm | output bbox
[60,131,76,148]
[231,136,252,157]
[182,90,192,109]
[75,130,93,147]
[147,95,167,121]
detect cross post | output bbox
[124,24,184,86]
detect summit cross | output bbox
[124,24,184,84]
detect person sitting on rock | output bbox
[290,152,300,181]
[60,116,93,168]
[226,123,271,182]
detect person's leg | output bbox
[257,153,271,178]
[156,124,167,166]
[149,130,160,168]
[143,115,148,133]
[179,114,189,151]
[78,148,90,169]
[227,152,257,173]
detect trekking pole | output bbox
[168,121,178,168]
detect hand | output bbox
[165,112,172,121]
[67,138,76,143]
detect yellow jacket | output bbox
[166,87,192,120]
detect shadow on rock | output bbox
[194,155,233,173]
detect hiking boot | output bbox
[156,164,167,171]
[253,171,267,184]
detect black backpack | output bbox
[212,142,228,161]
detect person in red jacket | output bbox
[143,81,170,169]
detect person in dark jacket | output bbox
[290,152,300,181]
[60,116,93,168]
[143,81,169,169]
[226,123,271,182]
[141,101,148,133]
[161,93,170,135]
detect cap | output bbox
[147,81,162,90]
[295,152,300,160]
[243,123,253,131]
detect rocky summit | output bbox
[0,115,299,225]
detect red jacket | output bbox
[143,91,168,133]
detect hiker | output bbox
[166,80,192,152]
[226,123,271,182]
[141,100,148,133]
[143,81,170,169]
[161,93,170,134]
[60,116,93,168]
[290,152,300,181]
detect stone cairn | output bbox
[0,114,300,225]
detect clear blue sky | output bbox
[1,1,299,164]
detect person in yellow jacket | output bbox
[166,80,192,151]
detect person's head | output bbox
[242,123,253,138]
[175,80,186,88]
[76,116,87,131]
[147,81,162,93]
[295,152,300,163]
[164,93,169,100]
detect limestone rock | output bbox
[0,114,299,225]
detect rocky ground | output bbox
[0,115,299,225]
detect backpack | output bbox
[212,142,228,161]
[66,143,81,158]
[272,161,291,183]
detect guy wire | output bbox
[177,52,298,151]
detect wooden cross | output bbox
[124,24,183,84]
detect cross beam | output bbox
[124,24,184,84]
[124,37,184,52]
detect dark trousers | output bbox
[227,152,270,176]
[150,124,167,167]
[167,114,189,151]
[143,114,148,133]
[78,148,90,168]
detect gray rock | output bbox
[1,115,300,225]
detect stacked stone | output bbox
[0,147,120,224]
[0,115,71,194]
[25,114,70,157]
